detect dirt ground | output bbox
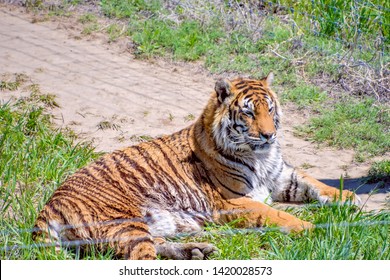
[0,4,388,211]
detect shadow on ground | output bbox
[321,178,389,194]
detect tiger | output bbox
[33,73,359,260]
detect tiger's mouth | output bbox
[249,142,271,150]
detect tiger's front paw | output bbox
[282,220,314,234]
[340,190,361,206]
[319,189,361,206]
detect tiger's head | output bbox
[210,73,281,154]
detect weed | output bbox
[129,134,154,142]
[78,13,97,24]
[82,23,100,35]
[97,120,121,130]
[16,83,60,109]
[106,23,125,42]
[35,93,60,109]
[184,114,195,122]
[300,163,315,169]
[0,73,29,91]
[367,160,390,183]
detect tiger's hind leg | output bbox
[97,218,157,260]
[154,237,217,260]
[32,217,63,255]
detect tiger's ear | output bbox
[262,72,274,87]
[215,78,232,104]
[266,72,274,86]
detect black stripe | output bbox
[214,175,246,197]
[127,237,154,255]
[223,169,253,190]
[112,224,150,241]
[218,150,256,173]
[241,87,251,94]
[234,80,246,87]
[54,187,105,219]
[62,178,130,216]
[69,167,132,213]
[242,92,254,100]
[46,201,68,225]
[133,146,173,184]
[153,140,206,210]
[114,150,156,186]
[132,146,178,201]
[149,141,188,185]
[58,197,93,237]
[214,156,243,174]
[79,166,130,208]
[284,172,294,201]
[235,84,248,90]
[303,187,310,202]
[233,123,245,132]
[291,172,299,200]
[112,152,161,203]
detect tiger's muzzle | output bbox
[260,132,276,144]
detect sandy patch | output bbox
[0,5,388,211]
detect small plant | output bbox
[78,13,97,24]
[97,120,121,130]
[0,73,29,91]
[367,160,390,183]
[184,113,195,122]
[82,23,100,35]
[300,163,315,169]
[106,23,125,42]
[129,134,154,142]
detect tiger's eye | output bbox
[242,109,254,118]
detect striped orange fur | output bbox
[33,73,359,259]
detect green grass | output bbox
[0,91,99,260]
[282,84,328,108]
[178,203,389,260]
[1,1,389,260]
[295,98,390,160]
[128,18,224,61]
[0,92,388,260]
[368,160,390,183]
[278,0,389,46]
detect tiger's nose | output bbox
[260,132,276,142]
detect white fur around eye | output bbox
[242,108,254,118]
